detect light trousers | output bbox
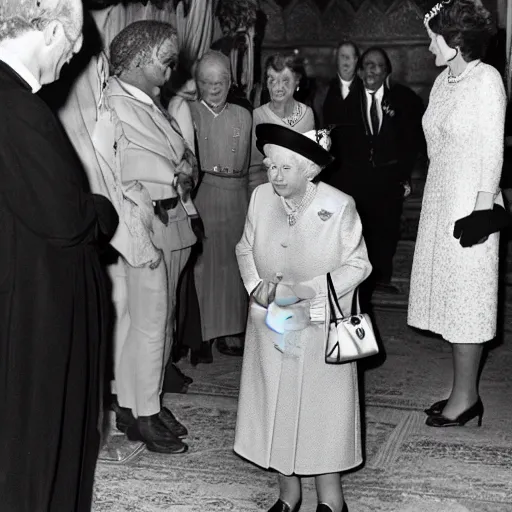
[110,216,193,417]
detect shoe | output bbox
[424,399,448,416]
[126,414,188,453]
[190,340,213,366]
[316,504,348,512]
[111,399,135,433]
[171,363,193,385]
[425,398,484,427]
[159,407,188,438]
[216,336,244,356]
[267,498,301,512]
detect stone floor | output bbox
[92,307,512,512]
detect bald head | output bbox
[195,50,231,81]
[0,0,83,42]
[195,50,231,108]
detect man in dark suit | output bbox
[322,40,361,128]
[324,47,425,307]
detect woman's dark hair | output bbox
[357,47,393,75]
[427,0,496,62]
[263,53,304,83]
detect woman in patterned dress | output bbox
[408,0,507,427]
[235,124,371,512]
[248,54,315,196]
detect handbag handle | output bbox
[327,273,360,322]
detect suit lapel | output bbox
[378,85,392,139]
[359,87,371,138]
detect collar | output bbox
[117,78,154,105]
[0,48,41,93]
[201,99,227,117]
[365,84,385,102]
[338,75,353,88]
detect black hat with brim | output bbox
[256,123,334,168]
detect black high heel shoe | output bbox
[268,498,301,512]
[425,398,484,427]
[424,399,448,416]
[316,503,348,512]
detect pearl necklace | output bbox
[447,59,481,84]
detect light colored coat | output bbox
[234,182,371,475]
[92,76,197,265]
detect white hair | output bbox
[0,0,81,42]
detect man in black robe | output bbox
[0,1,118,511]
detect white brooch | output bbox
[304,129,332,151]
[318,209,333,221]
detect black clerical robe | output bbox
[0,62,118,512]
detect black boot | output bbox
[190,340,213,365]
[111,397,135,433]
[159,407,188,438]
[126,414,188,454]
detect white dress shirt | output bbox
[338,76,353,100]
[0,48,41,93]
[364,84,384,134]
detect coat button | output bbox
[281,241,288,248]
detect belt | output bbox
[153,197,178,225]
[207,165,242,177]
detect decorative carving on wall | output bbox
[261,0,430,42]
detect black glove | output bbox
[453,204,510,247]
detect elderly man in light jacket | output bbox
[92,20,198,454]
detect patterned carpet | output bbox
[92,309,512,512]
[92,192,512,511]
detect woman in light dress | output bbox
[248,54,315,196]
[235,123,371,512]
[408,0,507,427]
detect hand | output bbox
[148,250,163,270]
[453,205,510,248]
[252,279,279,308]
[274,282,316,306]
[176,172,195,198]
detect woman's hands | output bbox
[252,279,279,308]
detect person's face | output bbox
[359,50,389,91]
[144,38,178,89]
[337,44,358,81]
[265,145,308,201]
[427,27,453,67]
[266,66,298,104]
[197,62,231,107]
[40,0,84,84]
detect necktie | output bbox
[369,91,379,136]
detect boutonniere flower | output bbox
[382,100,395,117]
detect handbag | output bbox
[325,273,379,364]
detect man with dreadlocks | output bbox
[95,20,197,454]
[0,0,118,510]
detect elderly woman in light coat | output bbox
[234,124,371,512]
